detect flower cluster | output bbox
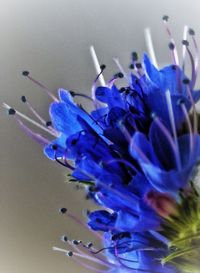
[5,17,200,272]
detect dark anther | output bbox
[168,42,175,50]
[132,52,138,61]
[46,121,52,127]
[61,235,68,242]
[59,207,67,214]
[136,63,142,69]
[87,242,93,248]
[22,71,29,76]
[182,40,189,46]
[171,65,177,70]
[100,64,106,70]
[177,98,185,105]
[21,95,26,103]
[162,15,169,21]
[52,144,58,150]
[189,28,195,36]
[129,63,135,69]
[72,239,79,245]
[119,87,126,93]
[182,78,190,85]
[66,251,73,257]
[117,72,124,78]
[69,90,76,97]
[8,108,16,115]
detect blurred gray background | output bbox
[1,0,200,272]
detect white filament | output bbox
[90,45,106,86]
[144,28,158,68]
[165,91,181,170]
[182,25,189,62]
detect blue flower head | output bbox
[5,17,200,273]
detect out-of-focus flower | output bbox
[4,17,200,272]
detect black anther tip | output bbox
[72,240,79,245]
[182,78,190,85]
[100,64,106,70]
[87,242,93,248]
[162,15,169,21]
[69,91,76,97]
[66,251,73,257]
[135,63,142,69]
[46,121,52,127]
[189,28,195,36]
[61,235,68,242]
[22,71,29,76]
[177,98,185,105]
[59,207,67,214]
[182,40,189,46]
[119,87,126,93]
[117,72,124,78]
[129,64,135,69]
[168,42,175,50]
[8,108,16,115]
[21,95,26,103]
[132,52,138,61]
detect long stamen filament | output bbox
[144,27,158,68]
[165,90,182,170]
[90,45,106,87]
[2,103,58,137]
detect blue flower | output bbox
[6,20,200,273]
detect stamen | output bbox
[144,27,158,68]
[53,246,109,273]
[182,41,196,89]
[153,115,181,169]
[91,63,106,107]
[21,95,46,125]
[113,58,129,81]
[182,25,189,70]
[90,46,106,87]
[189,28,199,81]
[21,96,57,134]
[179,101,194,158]
[3,103,57,137]
[165,90,181,170]
[66,239,113,268]
[15,117,50,146]
[162,16,179,65]
[22,71,58,101]
[184,82,198,133]
[59,208,103,240]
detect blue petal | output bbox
[44,134,67,160]
[95,86,124,109]
[88,210,117,231]
[58,88,75,104]
[50,102,82,134]
[143,53,160,85]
